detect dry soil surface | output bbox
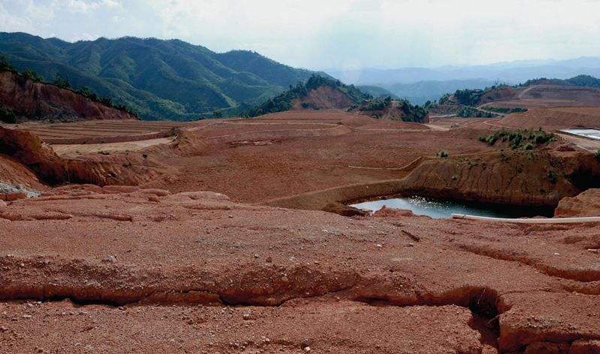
[0,186,599,353]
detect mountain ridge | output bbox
[0,32,318,120]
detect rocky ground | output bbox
[0,186,599,353]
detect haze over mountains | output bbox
[328,58,600,103]
[0,32,316,120]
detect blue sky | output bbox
[1,0,600,70]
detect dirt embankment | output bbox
[0,70,136,122]
[0,126,157,186]
[269,147,600,214]
[292,85,355,110]
[396,149,600,208]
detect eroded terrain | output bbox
[2,108,600,353]
[1,187,600,353]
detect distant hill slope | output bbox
[520,75,600,89]
[327,58,600,86]
[386,79,497,105]
[352,96,430,123]
[430,75,600,116]
[357,85,399,99]
[0,32,317,121]
[0,69,136,123]
[246,75,371,117]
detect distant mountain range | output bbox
[0,32,317,120]
[328,57,600,104]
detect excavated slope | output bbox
[0,126,157,186]
[0,70,136,121]
[398,149,600,207]
[292,86,356,110]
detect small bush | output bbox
[0,104,17,124]
[478,128,554,150]
[548,170,558,184]
[437,150,449,158]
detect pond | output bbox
[351,196,554,219]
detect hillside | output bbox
[357,85,399,99]
[245,75,371,117]
[0,69,136,123]
[0,32,317,120]
[430,75,600,116]
[386,79,497,105]
[353,96,430,123]
[327,57,600,86]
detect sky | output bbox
[1,0,600,70]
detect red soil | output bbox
[491,107,600,131]
[2,109,600,353]
[0,187,599,353]
[292,85,355,110]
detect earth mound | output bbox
[556,188,600,217]
[0,126,157,186]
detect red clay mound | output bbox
[556,188,600,217]
[0,126,157,186]
[292,85,355,110]
[0,70,136,122]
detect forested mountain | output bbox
[0,32,316,120]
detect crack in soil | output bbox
[459,244,600,282]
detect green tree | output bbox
[0,104,17,124]
[0,56,16,72]
[23,69,43,82]
[53,73,71,89]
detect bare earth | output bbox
[2,109,600,353]
[1,186,599,353]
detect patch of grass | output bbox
[481,106,528,114]
[457,106,495,118]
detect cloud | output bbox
[1,0,600,69]
[61,0,123,13]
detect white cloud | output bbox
[1,0,600,69]
[59,0,123,13]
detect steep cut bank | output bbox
[268,146,600,216]
[0,126,156,186]
[396,148,600,208]
[0,70,136,122]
